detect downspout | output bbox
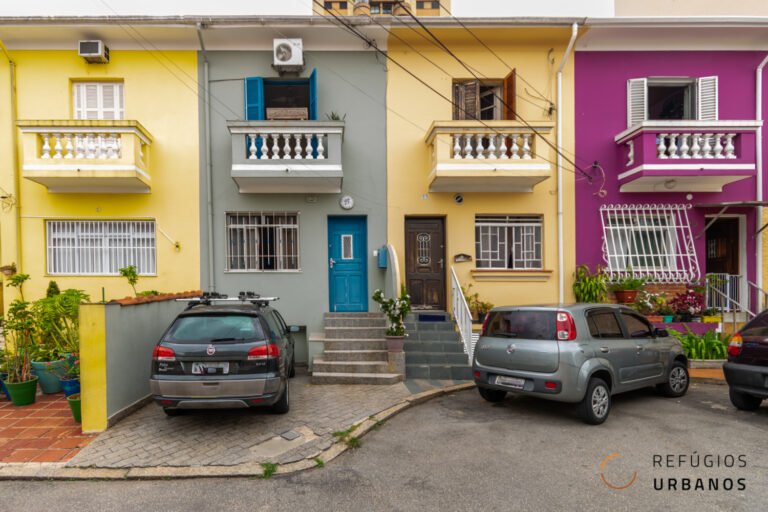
[556,23,578,304]
[0,38,22,276]
[756,54,768,310]
[197,23,215,292]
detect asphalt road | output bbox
[2,382,767,512]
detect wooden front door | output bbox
[405,217,445,310]
[706,218,740,275]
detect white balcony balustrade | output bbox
[656,132,737,159]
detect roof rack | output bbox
[176,291,279,309]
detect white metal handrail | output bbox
[706,273,741,311]
[747,280,768,314]
[450,267,474,364]
[707,284,755,334]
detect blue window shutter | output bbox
[244,77,264,120]
[309,68,318,120]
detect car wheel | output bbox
[578,377,611,425]
[478,387,507,403]
[163,407,180,417]
[729,388,762,411]
[272,381,290,414]
[289,355,296,378]
[657,361,689,398]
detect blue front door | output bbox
[328,216,368,312]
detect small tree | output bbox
[372,285,412,337]
[46,280,61,298]
[119,265,139,296]
[6,273,30,301]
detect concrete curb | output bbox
[0,382,476,481]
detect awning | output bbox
[694,201,768,238]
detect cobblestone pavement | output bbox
[69,370,468,468]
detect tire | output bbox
[657,361,689,398]
[729,388,762,411]
[478,387,507,403]
[272,381,290,414]
[163,407,180,417]
[288,355,296,378]
[578,378,611,425]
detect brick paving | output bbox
[69,369,457,468]
[0,393,94,463]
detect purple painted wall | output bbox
[575,51,767,288]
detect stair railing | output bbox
[747,280,768,314]
[707,284,755,334]
[450,266,473,364]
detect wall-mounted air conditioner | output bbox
[273,39,304,72]
[78,40,110,64]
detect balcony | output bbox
[227,121,344,194]
[18,120,152,193]
[614,121,760,193]
[425,121,555,193]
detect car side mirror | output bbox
[289,325,300,333]
[654,328,669,338]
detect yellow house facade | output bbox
[386,26,578,314]
[0,44,200,307]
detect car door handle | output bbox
[599,347,610,353]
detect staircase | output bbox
[404,311,473,380]
[310,313,404,385]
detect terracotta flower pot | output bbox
[646,315,664,323]
[613,290,639,304]
[385,336,405,352]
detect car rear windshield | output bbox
[486,310,557,340]
[741,311,768,337]
[163,314,266,343]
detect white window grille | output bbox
[475,215,543,270]
[600,204,700,283]
[47,220,156,275]
[226,212,299,272]
[73,82,124,120]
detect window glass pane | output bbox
[164,315,265,343]
[225,212,300,271]
[342,234,353,260]
[486,311,556,340]
[475,216,542,270]
[264,313,283,341]
[648,84,693,120]
[588,311,623,338]
[621,312,653,338]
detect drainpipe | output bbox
[756,54,768,310]
[197,23,215,292]
[556,23,578,304]
[0,38,22,278]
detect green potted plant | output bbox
[462,284,494,323]
[58,353,80,398]
[67,392,82,423]
[0,352,11,401]
[658,301,675,323]
[701,308,722,324]
[572,264,608,303]
[372,285,411,352]
[2,300,39,406]
[608,274,646,304]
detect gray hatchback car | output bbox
[473,304,689,424]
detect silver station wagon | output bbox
[473,304,689,424]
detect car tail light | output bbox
[556,311,577,341]
[248,343,280,360]
[473,370,481,379]
[728,334,743,357]
[152,346,176,361]
[480,313,491,337]
[544,381,557,389]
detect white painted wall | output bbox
[0,0,311,17]
[451,0,613,17]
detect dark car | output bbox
[724,310,768,410]
[149,294,295,416]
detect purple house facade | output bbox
[575,47,767,311]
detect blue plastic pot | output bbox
[59,377,81,398]
[0,373,11,401]
[31,360,66,394]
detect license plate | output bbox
[191,362,230,375]
[495,375,525,389]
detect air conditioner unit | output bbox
[78,40,110,64]
[273,39,303,71]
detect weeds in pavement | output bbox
[259,463,278,479]
[346,437,362,449]
[313,457,325,468]
[333,423,362,448]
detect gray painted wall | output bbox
[105,301,185,418]
[198,50,388,360]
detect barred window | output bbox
[47,220,156,275]
[475,215,543,270]
[226,212,299,272]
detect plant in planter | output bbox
[657,301,675,323]
[462,284,494,322]
[67,393,82,423]
[669,328,730,360]
[632,291,665,323]
[701,308,722,323]
[669,289,705,322]
[572,264,608,303]
[372,285,411,352]
[58,354,80,398]
[608,274,646,304]
[0,352,10,401]
[2,300,39,406]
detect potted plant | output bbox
[701,308,722,324]
[462,284,494,323]
[0,352,11,401]
[572,264,608,303]
[608,274,646,304]
[669,289,704,323]
[372,285,411,352]
[67,393,82,424]
[58,353,80,398]
[2,297,39,406]
[633,291,664,323]
[658,302,675,323]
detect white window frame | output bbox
[475,215,543,270]
[46,220,156,276]
[225,212,300,272]
[73,82,125,120]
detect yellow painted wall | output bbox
[0,50,200,307]
[386,28,577,309]
[79,303,107,432]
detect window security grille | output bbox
[600,204,700,283]
[475,216,543,270]
[226,213,299,271]
[47,220,156,275]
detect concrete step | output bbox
[406,331,461,342]
[324,312,384,319]
[322,339,387,351]
[311,372,404,385]
[325,326,387,339]
[404,341,466,353]
[407,311,451,322]
[325,317,387,328]
[405,352,469,365]
[313,360,390,374]
[406,364,474,380]
[404,321,455,332]
[322,350,389,362]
